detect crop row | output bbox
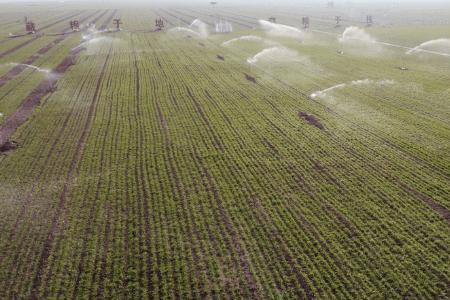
[0,8,448,299]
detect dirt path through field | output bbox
[0,9,115,149]
[0,10,102,88]
[29,47,112,299]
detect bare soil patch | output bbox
[245,73,256,83]
[298,112,325,130]
[0,46,86,150]
[0,140,18,153]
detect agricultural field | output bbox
[0,1,449,299]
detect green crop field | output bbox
[0,1,449,299]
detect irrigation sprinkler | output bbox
[70,20,80,32]
[113,18,122,31]
[302,16,310,29]
[210,1,219,26]
[155,18,165,31]
[25,20,36,34]
[210,1,232,34]
[335,16,341,27]
[215,21,232,33]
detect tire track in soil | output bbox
[0,67,93,290]
[185,87,225,152]
[219,148,317,296]
[62,12,119,299]
[0,9,112,147]
[254,112,370,295]
[0,11,83,60]
[180,7,450,182]
[0,36,41,59]
[68,43,115,300]
[156,25,268,294]
[201,90,321,296]
[95,57,121,299]
[0,9,111,253]
[133,52,155,299]
[172,18,414,292]
[397,180,450,225]
[0,45,85,147]
[259,100,448,257]
[266,120,446,294]
[249,197,318,299]
[0,10,81,41]
[70,86,111,299]
[154,102,200,299]
[122,120,133,299]
[200,72,358,296]
[332,129,450,227]
[191,150,261,299]
[130,42,145,300]
[152,7,450,298]
[256,110,422,289]
[155,32,253,298]
[68,49,117,300]
[0,10,108,106]
[150,104,174,298]
[29,47,112,300]
[143,35,201,297]
[241,114,352,289]
[142,45,175,297]
[154,67,242,296]
[0,10,101,89]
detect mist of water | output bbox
[311,79,395,99]
[168,19,209,38]
[339,26,376,44]
[221,35,279,47]
[310,83,347,99]
[169,27,201,36]
[73,36,121,52]
[8,63,50,74]
[81,25,110,41]
[247,46,302,64]
[406,39,450,55]
[190,19,209,38]
[258,20,305,40]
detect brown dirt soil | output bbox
[0,46,86,150]
[0,11,83,59]
[397,180,450,224]
[0,141,18,153]
[30,48,112,300]
[245,73,256,83]
[0,36,40,59]
[298,112,325,130]
[0,38,67,88]
[0,10,103,89]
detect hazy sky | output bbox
[0,0,448,2]
[0,0,449,6]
